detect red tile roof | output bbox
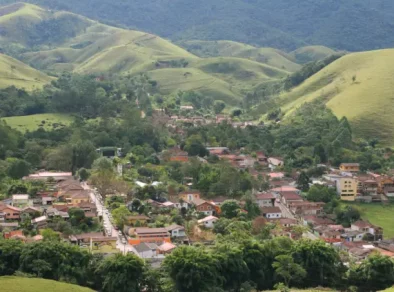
[256,193,275,200]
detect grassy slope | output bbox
[343,202,394,238]
[2,113,73,132]
[181,40,301,72]
[0,53,52,90]
[0,276,93,292]
[190,57,288,89]
[278,49,394,145]
[290,46,337,64]
[147,68,240,104]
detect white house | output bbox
[260,207,282,219]
[12,194,30,207]
[165,224,186,237]
[268,158,284,170]
[198,215,218,229]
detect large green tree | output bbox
[96,253,145,292]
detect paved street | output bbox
[82,182,139,255]
[276,200,318,240]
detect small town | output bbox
[2,1,394,291]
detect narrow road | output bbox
[275,200,319,240]
[82,182,139,255]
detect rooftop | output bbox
[256,193,275,200]
[198,215,218,223]
[261,206,281,214]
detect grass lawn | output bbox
[343,202,394,238]
[2,113,74,132]
[0,276,93,292]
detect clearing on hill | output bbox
[0,276,93,292]
[278,49,394,145]
[0,53,52,90]
[2,113,73,132]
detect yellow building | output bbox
[338,177,358,201]
[339,163,360,172]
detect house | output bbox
[268,157,284,170]
[0,204,21,220]
[77,202,97,214]
[165,224,186,237]
[377,177,394,194]
[23,171,73,182]
[179,190,201,202]
[340,230,365,242]
[256,151,267,163]
[209,196,231,206]
[281,192,303,206]
[60,190,91,204]
[351,220,383,240]
[261,207,282,219]
[180,105,194,110]
[69,232,118,254]
[384,187,394,197]
[31,216,47,228]
[128,227,171,245]
[339,163,360,172]
[4,230,25,240]
[157,242,177,254]
[21,206,41,218]
[167,146,189,162]
[11,194,30,207]
[255,193,275,207]
[134,242,158,258]
[271,186,301,197]
[42,196,55,205]
[126,215,150,226]
[194,198,215,216]
[337,177,358,201]
[206,147,229,156]
[288,201,325,216]
[268,172,285,179]
[43,207,69,220]
[198,215,218,228]
[277,218,298,227]
[303,215,335,227]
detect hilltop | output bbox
[1,0,394,51]
[276,49,394,145]
[0,53,52,90]
[180,40,302,72]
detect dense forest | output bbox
[2,0,394,51]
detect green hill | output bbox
[0,53,52,90]
[290,46,338,64]
[0,3,299,104]
[277,49,394,145]
[180,40,301,72]
[190,57,288,89]
[2,113,73,132]
[0,276,93,292]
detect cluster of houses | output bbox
[0,171,121,254]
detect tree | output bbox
[112,206,131,229]
[96,253,145,292]
[0,239,23,275]
[78,167,90,181]
[306,185,336,203]
[272,255,306,287]
[164,246,222,292]
[89,168,117,198]
[6,158,30,179]
[213,100,226,114]
[220,200,241,219]
[41,228,60,241]
[184,135,208,157]
[296,171,310,192]
[292,239,345,288]
[92,157,114,172]
[348,254,394,291]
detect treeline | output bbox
[1,236,393,292]
[0,73,155,118]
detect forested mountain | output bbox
[1,0,394,51]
